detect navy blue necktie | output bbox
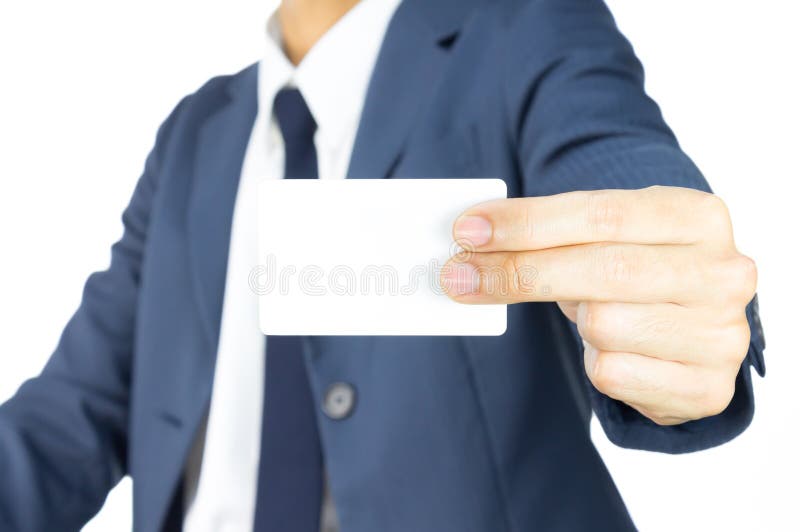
[253,88,323,532]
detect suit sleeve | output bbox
[0,97,187,530]
[504,0,765,453]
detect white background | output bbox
[0,1,797,530]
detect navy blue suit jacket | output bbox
[0,0,765,530]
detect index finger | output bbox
[452,186,730,252]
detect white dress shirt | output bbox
[182,1,401,531]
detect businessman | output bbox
[0,0,766,531]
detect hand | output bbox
[441,186,757,425]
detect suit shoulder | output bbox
[176,62,258,116]
[152,62,257,146]
[191,62,258,101]
[141,62,256,183]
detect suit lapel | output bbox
[138,65,259,532]
[186,65,258,355]
[347,0,481,180]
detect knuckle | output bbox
[521,204,537,245]
[732,254,758,300]
[700,379,736,418]
[579,303,612,346]
[500,253,537,297]
[698,192,733,245]
[586,190,625,239]
[718,254,758,303]
[633,314,680,348]
[596,245,637,284]
[590,352,624,396]
[701,193,733,236]
[720,322,751,365]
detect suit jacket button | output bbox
[322,382,356,420]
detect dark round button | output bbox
[322,382,356,420]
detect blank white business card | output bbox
[257,178,507,336]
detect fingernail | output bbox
[453,215,492,248]
[441,262,480,296]
[582,340,598,375]
[576,302,588,327]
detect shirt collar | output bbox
[259,0,402,145]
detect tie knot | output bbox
[273,88,317,144]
